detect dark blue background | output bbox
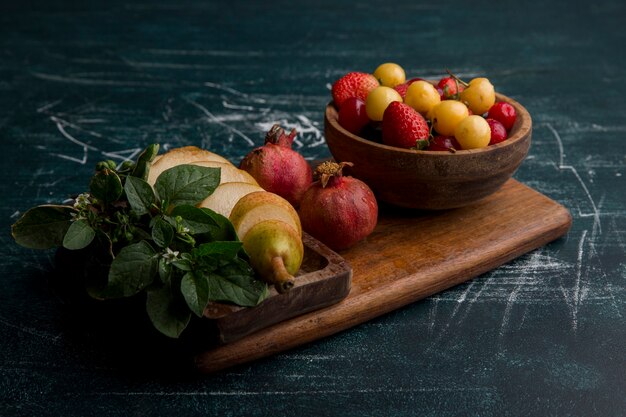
[1,1,625,416]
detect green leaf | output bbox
[90,168,123,204]
[146,283,191,338]
[172,259,192,271]
[158,258,172,283]
[199,208,239,241]
[154,165,220,208]
[152,217,174,248]
[104,241,158,298]
[206,258,269,307]
[11,205,76,249]
[131,144,159,181]
[193,241,243,261]
[180,272,210,317]
[124,176,156,215]
[62,219,95,250]
[169,205,219,234]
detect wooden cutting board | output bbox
[194,179,572,373]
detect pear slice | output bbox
[229,191,301,240]
[197,182,264,217]
[191,161,259,186]
[242,219,303,293]
[147,146,233,185]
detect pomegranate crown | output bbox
[315,161,354,188]
[265,124,297,148]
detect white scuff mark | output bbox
[256,114,324,148]
[499,283,522,338]
[546,123,601,233]
[572,230,588,331]
[0,315,62,344]
[95,386,494,397]
[221,99,257,112]
[31,71,172,88]
[185,97,255,146]
[204,81,266,103]
[145,48,265,57]
[36,99,63,113]
[101,148,143,168]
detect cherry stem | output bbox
[445,69,469,88]
[271,256,295,294]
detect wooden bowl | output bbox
[324,93,532,210]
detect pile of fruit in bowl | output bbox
[332,63,519,151]
[325,62,532,210]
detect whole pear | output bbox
[242,219,303,293]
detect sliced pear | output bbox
[147,146,233,185]
[229,191,301,240]
[242,219,303,293]
[191,161,258,186]
[198,182,264,217]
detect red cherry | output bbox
[428,135,460,151]
[437,76,465,100]
[487,102,517,131]
[338,97,370,135]
[486,118,508,145]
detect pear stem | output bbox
[271,256,295,294]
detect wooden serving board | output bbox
[194,179,572,373]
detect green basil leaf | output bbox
[199,208,239,241]
[131,143,159,180]
[90,168,123,204]
[158,258,172,283]
[104,241,158,298]
[169,205,219,234]
[146,283,191,338]
[152,217,174,248]
[180,272,210,317]
[11,205,76,249]
[154,165,220,208]
[124,175,156,215]
[172,259,192,271]
[62,219,95,250]
[206,258,269,307]
[193,241,243,261]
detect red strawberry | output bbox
[382,102,430,149]
[393,77,423,99]
[332,72,379,108]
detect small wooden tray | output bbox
[202,233,352,344]
[194,179,572,373]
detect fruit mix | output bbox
[332,63,517,151]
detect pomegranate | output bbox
[299,161,378,251]
[240,124,313,207]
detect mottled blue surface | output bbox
[1,1,625,416]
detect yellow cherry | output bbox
[373,63,406,88]
[454,115,491,149]
[459,78,496,115]
[405,81,441,115]
[430,100,469,136]
[365,86,402,121]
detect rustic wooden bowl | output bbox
[324,93,532,210]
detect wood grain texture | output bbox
[195,179,572,372]
[324,93,532,209]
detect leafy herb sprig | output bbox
[11,144,269,338]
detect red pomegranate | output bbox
[299,161,378,251]
[240,125,313,207]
